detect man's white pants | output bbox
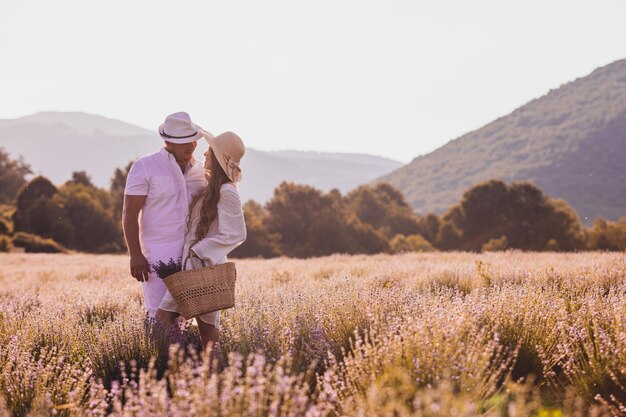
[141,270,168,318]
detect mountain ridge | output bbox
[377,59,626,225]
[0,112,402,203]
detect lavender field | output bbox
[0,252,625,416]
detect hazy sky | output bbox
[1,1,625,162]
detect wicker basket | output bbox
[163,260,236,319]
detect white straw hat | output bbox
[158,112,205,143]
[202,131,245,182]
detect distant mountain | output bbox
[0,112,402,203]
[0,112,150,136]
[377,59,626,225]
[0,112,156,189]
[239,149,402,203]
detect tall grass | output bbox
[0,252,624,416]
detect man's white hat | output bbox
[158,112,207,143]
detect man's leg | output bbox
[154,308,182,344]
[155,308,179,328]
[141,272,168,318]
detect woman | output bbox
[155,131,247,352]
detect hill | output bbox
[377,59,626,225]
[0,112,402,203]
[239,149,402,203]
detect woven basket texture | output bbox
[163,262,236,319]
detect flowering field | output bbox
[0,252,625,416]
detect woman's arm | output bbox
[191,187,247,265]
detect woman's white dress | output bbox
[157,182,246,327]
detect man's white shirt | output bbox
[124,147,207,315]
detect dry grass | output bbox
[0,251,624,416]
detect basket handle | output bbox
[183,246,214,270]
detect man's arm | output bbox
[122,194,150,282]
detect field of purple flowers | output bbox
[0,252,624,416]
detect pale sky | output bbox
[1,1,625,162]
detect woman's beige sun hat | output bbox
[201,130,245,182]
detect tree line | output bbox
[232,180,626,256]
[0,147,624,255]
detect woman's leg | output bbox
[197,318,223,370]
[197,319,219,351]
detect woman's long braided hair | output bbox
[187,148,231,247]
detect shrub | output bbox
[0,235,12,252]
[93,241,127,254]
[587,217,626,251]
[546,238,561,251]
[0,217,11,235]
[482,235,508,252]
[389,233,435,253]
[12,232,66,253]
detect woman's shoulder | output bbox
[218,183,242,214]
[220,182,238,193]
[219,182,241,201]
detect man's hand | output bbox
[130,252,151,282]
[122,194,148,282]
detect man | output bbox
[123,112,210,318]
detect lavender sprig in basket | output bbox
[151,257,182,279]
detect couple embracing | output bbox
[122,112,246,352]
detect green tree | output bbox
[539,197,586,251]
[54,182,122,252]
[343,213,390,254]
[0,147,32,204]
[232,200,281,258]
[15,176,57,212]
[12,176,70,242]
[346,183,423,238]
[347,185,387,226]
[587,217,626,251]
[67,171,94,187]
[110,161,133,222]
[438,180,586,251]
[266,182,320,257]
[12,175,124,252]
[418,214,441,243]
[435,221,463,250]
[441,180,510,250]
[266,182,353,257]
